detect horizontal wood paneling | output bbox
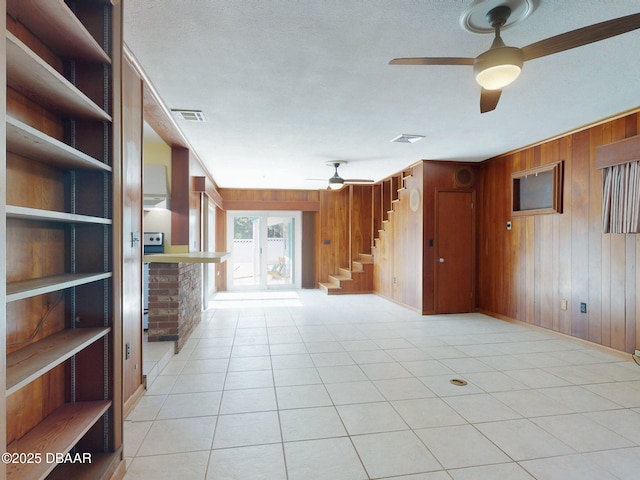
[596,133,640,168]
[221,188,320,211]
[477,111,640,353]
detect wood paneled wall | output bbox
[121,56,144,410]
[220,188,320,212]
[315,189,350,286]
[421,162,480,313]
[349,185,373,261]
[373,165,424,311]
[477,112,640,353]
[371,161,481,314]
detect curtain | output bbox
[602,160,640,233]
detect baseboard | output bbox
[123,383,146,419]
[476,308,634,362]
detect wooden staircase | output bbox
[319,253,374,294]
[319,167,414,296]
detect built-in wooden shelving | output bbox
[7,327,111,395]
[6,401,112,480]
[3,0,123,476]
[6,0,111,64]
[7,273,112,303]
[6,32,111,121]
[6,117,112,172]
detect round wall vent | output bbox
[453,166,476,189]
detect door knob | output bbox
[439,258,445,263]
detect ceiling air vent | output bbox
[171,109,207,122]
[391,134,425,144]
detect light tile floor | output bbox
[124,290,640,480]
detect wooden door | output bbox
[436,190,474,313]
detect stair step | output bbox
[338,267,353,278]
[329,274,350,284]
[319,282,342,294]
[358,253,373,263]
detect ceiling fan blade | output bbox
[522,13,640,61]
[344,179,375,184]
[480,88,502,113]
[389,57,475,66]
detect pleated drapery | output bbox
[602,160,640,233]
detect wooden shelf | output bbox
[6,32,111,121]
[7,0,111,64]
[7,272,112,303]
[7,400,111,480]
[7,327,111,396]
[7,116,112,171]
[7,205,111,225]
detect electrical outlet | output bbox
[580,302,587,314]
[125,342,131,360]
[560,299,567,311]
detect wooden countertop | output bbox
[143,252,231,264]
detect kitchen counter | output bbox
[143,252,231,263]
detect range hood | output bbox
[144,164,170,209]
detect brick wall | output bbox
[147,262,202,352]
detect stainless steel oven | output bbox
[143,232,164,330]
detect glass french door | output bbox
[227,211,301,289]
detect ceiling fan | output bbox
[390,7,640,113]
[317,161,374,190]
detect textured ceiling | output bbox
[124,0,640,190]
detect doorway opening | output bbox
[226,211,302,289]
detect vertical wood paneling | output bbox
[302,211,316,288]
[478,111,640,353]
[637,236,640,351]
[394,171,422,309]
[350,185,372,259]
[557,136,572,335]
[624,235,636,352]
[571,129,589,338]
[171,147,190,245]
[121,56,144,406]
[315,189,349,286]
[215,206,227,291]
[0,3,6,462]
[609,119,630,351]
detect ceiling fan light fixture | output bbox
[474,46,524,90]
[328,177,345,190]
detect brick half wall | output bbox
[147,262,202,352]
